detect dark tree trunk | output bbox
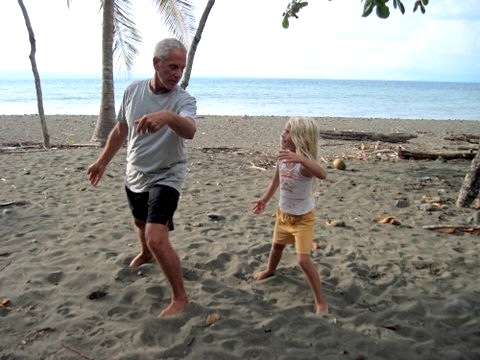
[456,151,480,207]
[17,0,50,149]
[181,0,215,90]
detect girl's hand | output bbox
[252,199,267,214]
[278,149,301,163]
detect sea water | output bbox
[0,77,479,120]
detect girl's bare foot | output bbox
[129,252,153,268]
[158,297,189,317]
[315,303,329,316]
[253,269,274,280]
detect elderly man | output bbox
[87,38,196,317]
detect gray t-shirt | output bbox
[117,79,197,193]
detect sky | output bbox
[1,0,479,82]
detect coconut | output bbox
[333,158,347,170]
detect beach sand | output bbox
[1,115,479,359]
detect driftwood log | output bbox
[397,147,477,160]
[0,142,100,153]
[422,224,480,235]
[444,134,480,144]
[319,130,417,143]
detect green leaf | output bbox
[282,16,290,29]
[298,1,309,9]
[376,2,390,19]
[414,1,426,14]
[362,0,374,17]
[414,0,421,12]
[398,2,405,14]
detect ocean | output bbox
[0,77,479,120]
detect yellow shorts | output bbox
[273,208,315,254]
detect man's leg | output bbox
[129,218,153,268]
[146,222,188,317]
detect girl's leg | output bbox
[297,253,329,315]
[253,243,286,280]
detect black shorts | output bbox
[125,185,179,231]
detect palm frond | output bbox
[154,0,196,46]
[112,0,142,73]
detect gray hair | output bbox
[153,38,187,62]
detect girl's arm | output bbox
[252,164,280,214]
[278,149,327,180]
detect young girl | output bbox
[252,116,329,315]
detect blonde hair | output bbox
[288,116,319,193]
[288,116,318,161]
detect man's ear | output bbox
[153,57,160,69]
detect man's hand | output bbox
[87,162,107,187]
[134,111,169,134]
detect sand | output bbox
[1,114,479,359]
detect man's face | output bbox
[153,48,186,92]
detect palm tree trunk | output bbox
[181,0,215,89]
[91,0,117,146]
[17,0,50,149]
[456,150,480,207]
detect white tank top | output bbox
[278,160,314,215]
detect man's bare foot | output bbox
[315,303,329,316]
[253,269,274,280]
[158,298,189,318]
[129,252,153,268]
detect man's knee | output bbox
[145,224,169,249]
[133,218,146,230]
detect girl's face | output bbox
[281,123,295,151]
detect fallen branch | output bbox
[444,134,480,144]
[61,342,95,360]
[199,146,243,154]
[248,162,267,171]
[422,225,480,235]
[56,143,101,149]
[0,261,12,272]
[0,201,30,207]
[26,327,55,343]
[319,130,417,143]
[456,145,479,151]
[0,142,100,153]
[397,147,477,160]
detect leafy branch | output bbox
[282,0,429,28]
[282,0,309,29]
